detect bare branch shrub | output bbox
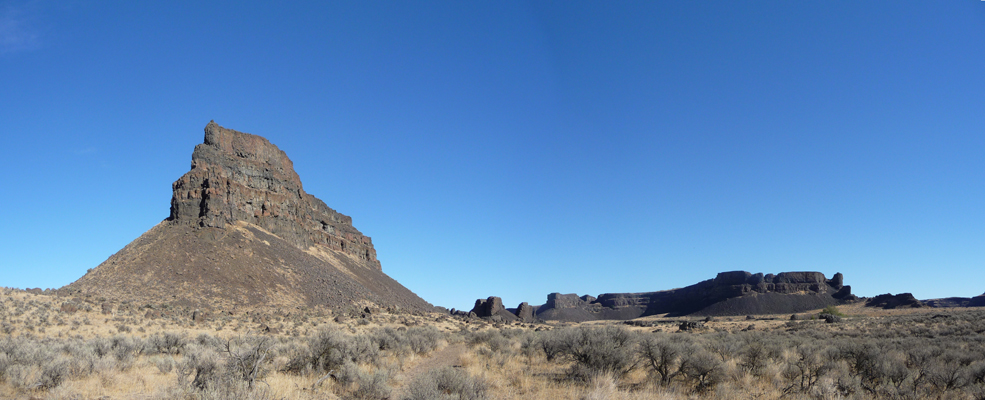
[707,332,741,362]
[926,350,970,394]
[404,366,488,400]
[179,344,222,391]
[638,334,680,386]
[223,335,271,389]
[781,343,834,393]
[0,353,8,383]
[678,346,724,393]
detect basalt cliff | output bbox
[65,121,433,312]
[471,271,856,322]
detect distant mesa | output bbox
[65,121,433,312]
[923,292,985,309]
[865,293,924,309]
[470,271,858,322]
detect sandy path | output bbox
[390,343,467,399]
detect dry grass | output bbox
[3,288,985,399]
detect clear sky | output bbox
[1,1,983,311]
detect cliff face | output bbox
[529,271,856,322]
[169,121,379,269]
[66,121,431,312]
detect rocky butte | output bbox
[65,121,433,312]
[471,271,857,322]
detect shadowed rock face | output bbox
[866,293,925,309]
[65,121,432,312]
[923,293,985,308]
[515,302,536,322]
[470,296,518,322]
[521,271,856,322]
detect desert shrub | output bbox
[539,329,569,362]
[638,334,680,386]
[371,327,412,356]
[880,352,911,391]
[305,330,347,373]
[905,344,937,391]
[90,337,113,358]
[821,305,845,317]
[223,335,271,389]
[111,335,141,370]
[179,344,222,391]
[284,327,381,375]
[706,332,741,362]
[5,364,39,391]
[331,361,361,388]
[196,333,225,349]
[678,346,724,393]
[351,368,392,400]
[404,366,488,400]
[519,332,540,359]
[405,326,442,355]
[838,340,892,394]
[33,356,70,391]
[467,329,511,353]
[739,340,770,376]
[548,325,639,380]
[328,361,396,399]
[926,350,970,394]
[2,337,53,367]
[969,360,985,386]
[148,331,187,355]
[61,341,98,378]
[781,343,834,393]
[0,352,9,383]
[278,341,313,375]
[150,355,174,374]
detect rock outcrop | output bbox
[924,297,973,308]
[470,296,518,322]
[866,293,924,309]
[514,302,536,322]
[523,271,856,322]
[168,121,379,268]
[924,293,985,308]
[64,121,433,312]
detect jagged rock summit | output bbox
[66,121,433,312]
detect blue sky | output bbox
[1,1,983,311]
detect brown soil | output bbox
[64,221,433,313]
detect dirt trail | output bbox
[391,343,467,398]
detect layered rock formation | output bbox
[169,121,379,268]
[866,293,924,309]
[469,296,519,322]
[475,271,856,322]
[514,302,536,322]
[923,293,985,308]
[65,121,432,312]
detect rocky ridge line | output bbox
[470,271,858,322]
